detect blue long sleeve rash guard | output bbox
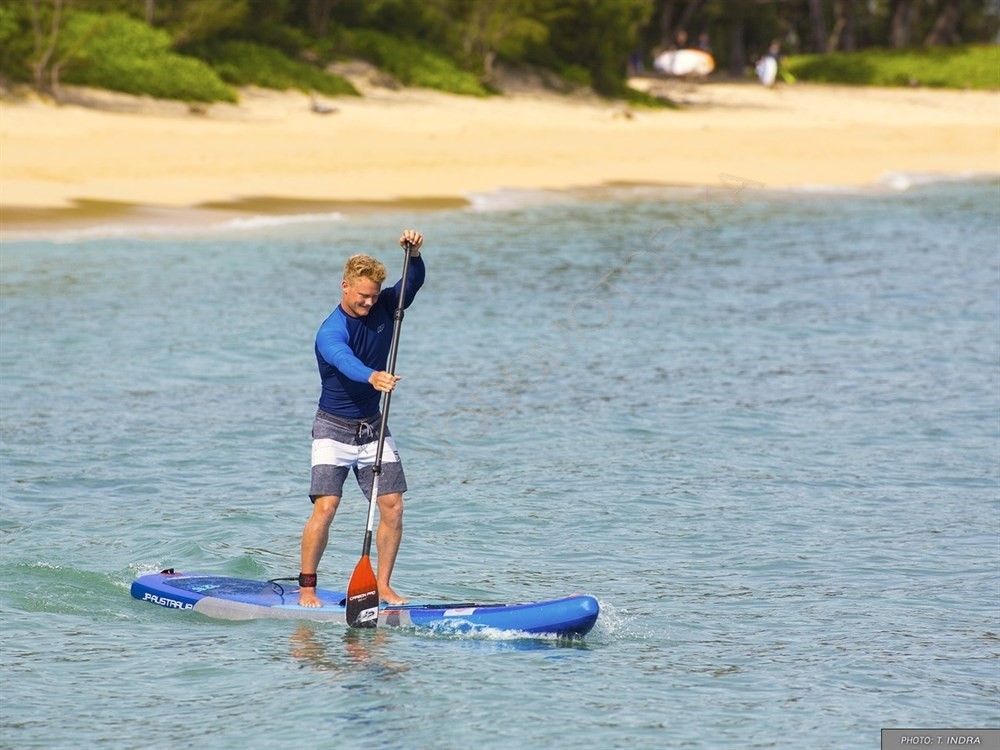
[314,255,425,419]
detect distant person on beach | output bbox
[756,41,782,87]
[629,48,645,76]
[298,229,425,608]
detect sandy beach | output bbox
[1,77,997,232]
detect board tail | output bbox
[346,555,379,627]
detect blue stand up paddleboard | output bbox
[131,570,600,637]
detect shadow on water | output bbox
[289,624,411,679]
[288,621,597,676]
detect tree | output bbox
[673,0,705,46]
[713,0,760,75]
[25,0,103,95]
[807,0,827,52]
[653,0,705,50]
[28,0,65,92]
[307,0,336,38]
[924,0,962,45]
[545,0,653,94]
[889,0,913,47]
[455,0,548,79]
[137,0,249,46]
[828,0,856,51]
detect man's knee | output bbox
[311,495,341,521]
[376,492,404,520]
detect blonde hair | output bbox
[343,254,387,284]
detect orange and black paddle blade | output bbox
[346,555,379,628]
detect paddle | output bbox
[346,241,415,628]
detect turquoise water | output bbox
[1,179,998,749]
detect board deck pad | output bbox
[131,570,600,636]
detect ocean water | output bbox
[1,177,998,749]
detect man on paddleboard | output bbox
[298,229,425,607]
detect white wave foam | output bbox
[219,211,346,230]
[464,188,575,212]
[1,222,180,244]
[727,171,996,198]
[463,174,995,212]
[876,170,992,192]
[415,620,592,644]
[2,210,347,244]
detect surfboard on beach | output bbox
[131,570,600,637]
[652,49,715,77]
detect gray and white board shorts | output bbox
[310,409,407,501]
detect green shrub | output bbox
[0,5,32,82]
[624,86,678,109]
[345,29,489,96]
[203,40,358,96]
[784,44,1000,90]
[235,23,313,57]
[558,64,592,89]
[59,12,236,102]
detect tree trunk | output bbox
[827,0,855,52]
[308,0,335,38]
[50,59,64,100]
[924,0,961,46]
[841,0,855,51]
[728,18,746,77]
[145,0,155,24]
[658,0,677,48]
[674,0,705,45]
[889,0,913,48]
[29,0,64,94]
[807,0,827,53]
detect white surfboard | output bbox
[653,49,715,77]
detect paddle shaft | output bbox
[360,242,414,557]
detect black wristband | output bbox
[298,573,317,588]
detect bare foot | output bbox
[378,585,409,606]
[298,587,322,607]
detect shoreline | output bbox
[0,194,471,236]
[2,80,997,238]
[3,173,995,242]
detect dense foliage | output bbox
[196,40,358,96]
[342,29,490,96]
[784,44,1000,89]
[57,12,236,101]
[0,0,996,103]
